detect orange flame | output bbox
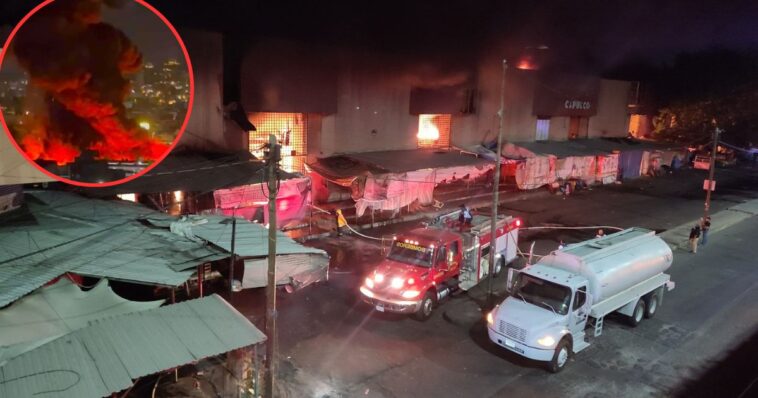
[417,115,440,141]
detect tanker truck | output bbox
[486,227,675,373]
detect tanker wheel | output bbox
[644,292,659,319]
[413,291,434,322]
[547,339,571,373]
[627,299,646,327]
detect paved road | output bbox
[235,168,758,397]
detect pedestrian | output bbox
[335,208,348,237]
[458,204,473,231]
[701,216,711,246]
[689,224,701,253]
[595,229,605,239]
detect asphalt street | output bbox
[234,167,758,398]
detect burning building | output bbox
[2,0,183,179]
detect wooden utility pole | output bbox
[487,59,508,307]
[704,124,721,219]
[264,134,280,398]
[228,212,237,301]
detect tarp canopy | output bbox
[213,177,311,226]
[242,253,329,289]
[83,151,296,197]
[555,156,597,182]
[514,156,556,190]
[0,294,265,398]
[173,215,326,258]
[0,278,163,349]
[355,163,493,217]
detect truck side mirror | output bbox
[506,268,518,293]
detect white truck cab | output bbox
[487,228,674,372]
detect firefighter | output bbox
[335,208,348,237]
[458,204,473,231]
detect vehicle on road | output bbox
[360,210,520,320]
[487,228,675,372]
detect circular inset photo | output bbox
[0,0,192,187]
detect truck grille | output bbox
[499,320,526,342]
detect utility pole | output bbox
[704,123,721,219]
[264,133,280,398]
[228,210,237,301]
[487,59,508,308]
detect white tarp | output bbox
[596,153,619,184]
[355,164,493,217]
[640,151,652,176]
[555,156,597,183]
[242,254,329,290]
[514,156,556,190]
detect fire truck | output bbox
[360,210,520,320]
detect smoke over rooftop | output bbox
[8,0,168,166]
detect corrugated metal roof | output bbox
[84,151,297,197]
[0,294,266,398]
[0,192,227,308]
[188,216,327,258]
[344,148,492,174]
[0,278,163,348]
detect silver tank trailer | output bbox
[537,229,672,304]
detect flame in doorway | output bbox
[417,115,440,141]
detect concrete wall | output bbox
[177,30,244,152]
[449,61,539,148]
[589,79,632,138]
[320,56,418,156]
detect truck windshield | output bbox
[387,241,434,267]
[513,274,571,315]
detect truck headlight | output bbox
[365,277,375,289]
[401,290,420,298]
[537,335,555,347]
[486,312,494,326]
[390,277,404,289]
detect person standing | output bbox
[689,224,701,253]
[701,216,711,246]
[335,208,348,237]
[458,204,473,232]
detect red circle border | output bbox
[0,0,195,188]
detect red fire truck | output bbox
[360,210,520,320]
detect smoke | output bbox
[9,0,168,166]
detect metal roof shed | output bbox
[173,216,330,290]
[0,294,265,398]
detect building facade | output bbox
[239,39,635,173]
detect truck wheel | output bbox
[547,339,571,373]
[413,291,434,321]
[644,292,659,319]
[493,257,504,277]
[627,299,646,327]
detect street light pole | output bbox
[703,124,721,219]
[487,59,508,308]
[264,134,280,398]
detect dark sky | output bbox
[2,0,758,74]
[1,0,183,71]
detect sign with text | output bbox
[532,73,600,117]
[703,179,716,191]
